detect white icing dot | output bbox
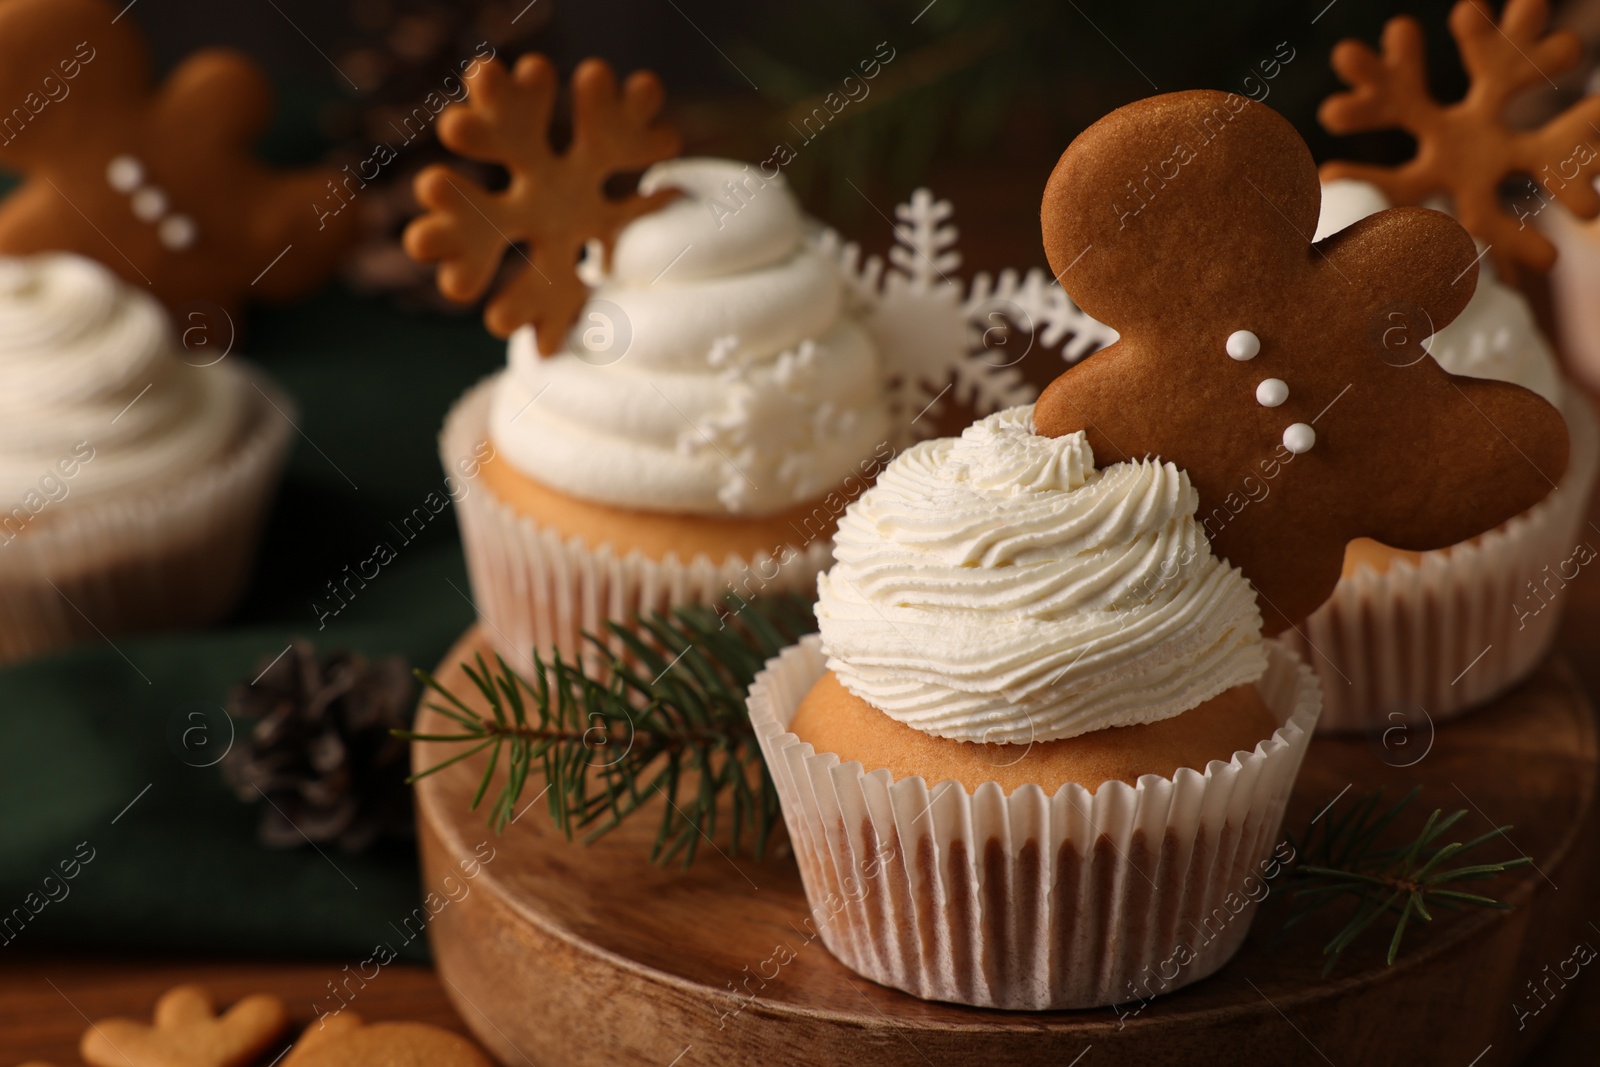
[158,214,198,250]
[106,155,143,193]
[1226,329,1260,361]
[1283,422,1316,454]
[131,186,168,222]
[1256,378,1289,407]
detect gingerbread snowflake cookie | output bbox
[1320,0,1600,274]
[0,0,355,316]
[404,54,681,351]
[79,986,287,1067]
[1033,90,1569,634]
[61,986,491,1067]
[282,1011,492,1066]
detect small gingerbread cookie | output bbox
[283,1011,493,1067]
[404,53,681,351]
[1033,90,1569,634]
[79,986,287,1067]
[1319,0,1600,274]
[0,0,355,316]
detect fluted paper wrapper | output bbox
[1281,387,1600,734]
[1544,207,1600,392]
[748,637,1321,1010]
[442,378,833,668]
[0,365,293,664]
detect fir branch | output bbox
[398,593,815,868]
[1277,786,1532,975]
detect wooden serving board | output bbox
[413,626,1598,1066]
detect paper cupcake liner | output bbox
[1543,209,1600,393]
[1280,386,1600,734]
[748,637,1321,1010]
[441,377,834,671]
[0,364,294,664]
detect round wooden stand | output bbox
[414,626,1597,1066]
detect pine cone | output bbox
[222,640,417,853]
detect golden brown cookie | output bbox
[282,1012,493,1067]
[1032,90,1569,635]
[1320,0,1600,274]
[405,54,681,351]
[788,671,1278,794]
[79,986,287,1067]
[0,0,355,316]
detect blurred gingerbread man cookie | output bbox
[1033,90,1569,633]
[0,0,356,316]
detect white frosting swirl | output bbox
[0,254,245,507]
[815,406,1267,744]
[1316,179,1563,405]
[489,158,891,517]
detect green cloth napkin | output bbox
[0,287,503,961]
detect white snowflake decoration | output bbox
[680,335,845,512]
[812,187,1118,443]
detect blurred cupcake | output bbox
[440,158,895,666]
[1545,208,1600,392]
[1281,180,1600,732]
[748,407,1321,1009]
[0,253,292,663]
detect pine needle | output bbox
[1277,786,1529,974]
[396,593,813,868]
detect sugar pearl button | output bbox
[131,186,168,222]
[1283,422,1316,454]
[1256,378,1288,407]
[1226,330,1260,361]
[106,155,143,193]
[158,214,197,250]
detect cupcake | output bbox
[415,56,1051,669]
[749,406,1320,1009]
[0,253,292,662]
[1280,180,1600,732]
[749,89,1567,1012]
[1545,208,1600,391]
[438,156,896,666]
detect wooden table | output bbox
[8,512,1599,1065]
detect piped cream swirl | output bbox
[489,158,891,517]
[815,406,1267,743]
[0,254,244,506]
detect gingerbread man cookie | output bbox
[404,54,681,351]
[283,1011,492,1066]
[78,986,287,1067]
[1033,90,1569,634]
[0,0,355,316]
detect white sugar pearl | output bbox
[131,186,168,222]
[158,214,197,250]
[1256,378,1289,407]
[106,155,143,193]
[1283,422,1316,454]
[1226,329,1260,361]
